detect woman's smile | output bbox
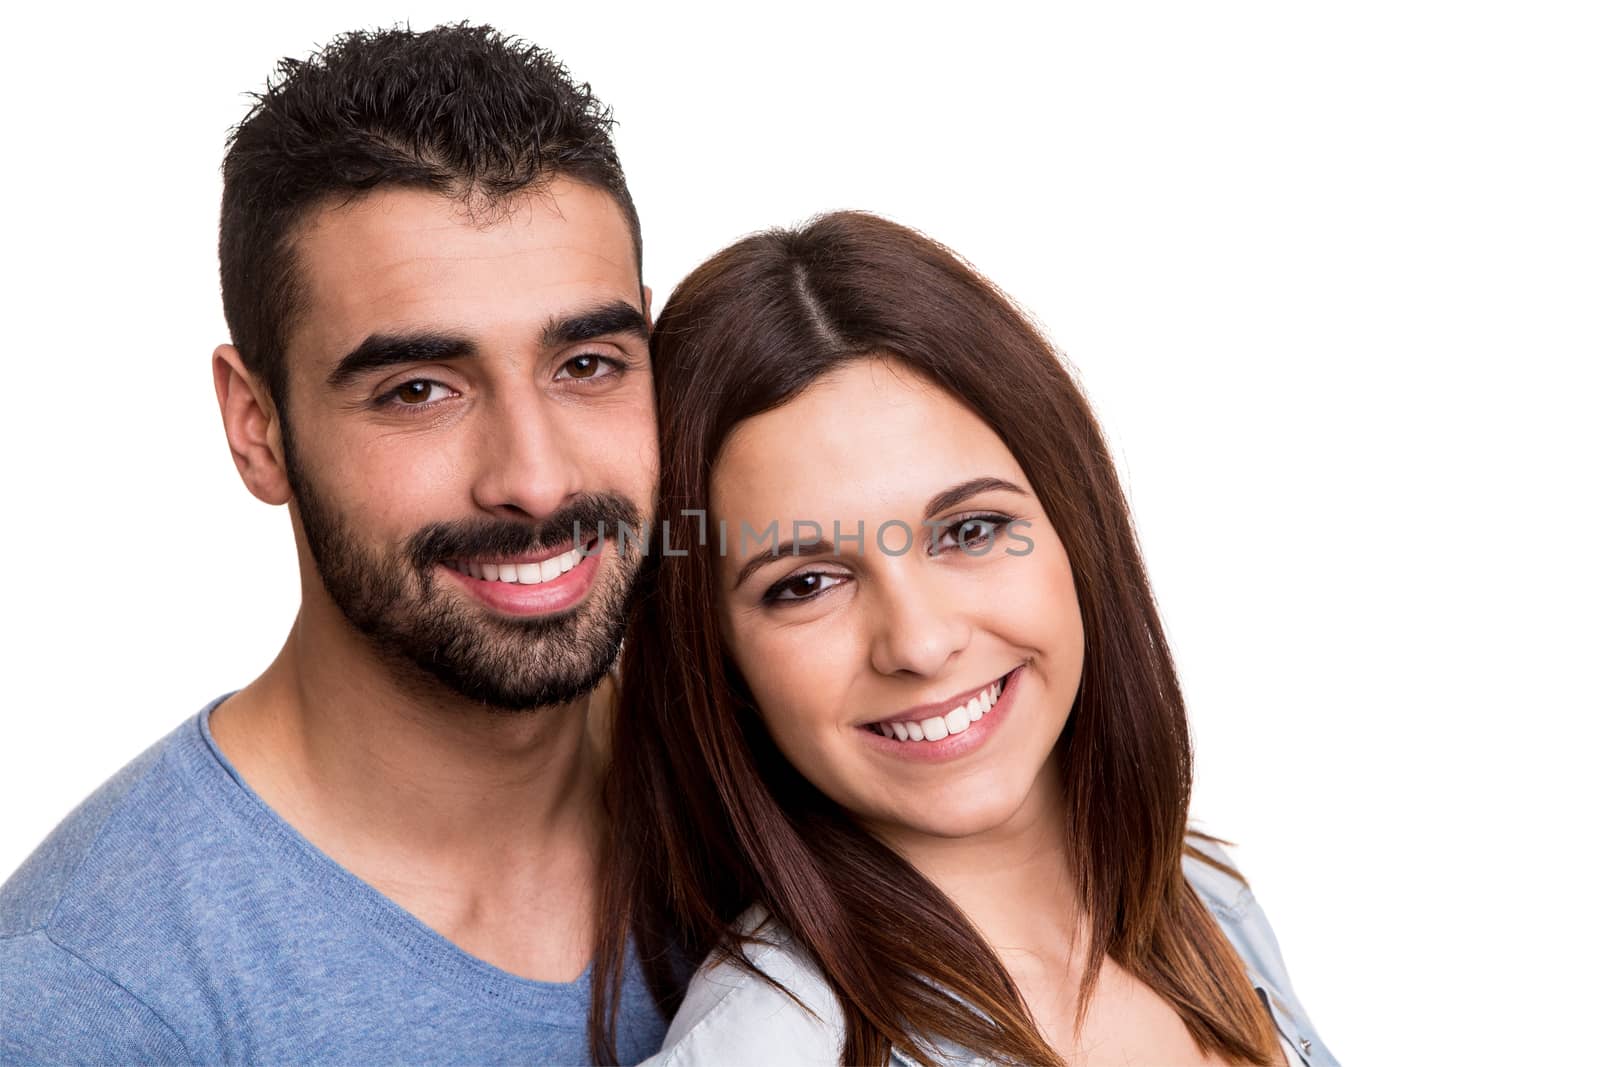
[856,664,1026,764]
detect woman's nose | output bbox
[866,568,973,678]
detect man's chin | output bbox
[360,594,627,713]
[416,644,620,713]
[288,476,642,713]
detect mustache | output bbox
[405,494,645,569]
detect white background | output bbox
[2,3,1595,1063]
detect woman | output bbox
[589,212,1336,1066]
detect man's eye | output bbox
[763,571,848,604]
[556,354,622,381]
[384,380,453,406]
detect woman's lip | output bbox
[861,665,1021,727]
[857,664,1026,764]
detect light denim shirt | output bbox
[644,836,1337,1067]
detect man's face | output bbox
[277,180,657,709]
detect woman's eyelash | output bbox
[933,511,1017,549]
[758,513,1016,602]
[760,570,849,605]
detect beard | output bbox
[283,436,648,712]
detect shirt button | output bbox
[1299,1037,1314,1055]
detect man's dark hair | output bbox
[218,22,641,415]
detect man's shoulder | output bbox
[0,709,223,1065]
[0,927,192,1064]
[0,715,199,939]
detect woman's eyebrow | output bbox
[732,538,837,591]
[728,477,1029,593]
[922,477,1026,520]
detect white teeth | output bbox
[871,675,1014,743]
[458,547,584,587]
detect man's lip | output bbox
[440,535,598,568]
[438,538,604,617]
[861,665,1023,727]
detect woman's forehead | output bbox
[710,357,1025,523]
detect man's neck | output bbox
[210,603,607,982]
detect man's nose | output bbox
[468,391,583,522]
[866,565,973,679]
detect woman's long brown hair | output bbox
[590,211,1280,1066]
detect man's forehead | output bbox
[286,181,640,367]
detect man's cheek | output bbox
[368,456,466,514]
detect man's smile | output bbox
[437,537,606,616]
[439,536,601,586]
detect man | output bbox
[0,25,666,1064]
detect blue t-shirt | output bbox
[0,695,667,1065]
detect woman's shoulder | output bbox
[641,905,848,1067]
[1181,831,1300,990]
[1181,831,1260,920]
[1181,831,1340,1066]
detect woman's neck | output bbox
[873,759,1083,973]
[863,764,1243,1066]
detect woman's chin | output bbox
[867,783,1036,843]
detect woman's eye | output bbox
[934,515,1007,554]
[385,380,453,407]
[557,354,621,381]
[763,571,847,604]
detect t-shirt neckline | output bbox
[176,691,597,1022]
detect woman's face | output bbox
[712,356,1085,842]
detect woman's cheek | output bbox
[744,630,854,765]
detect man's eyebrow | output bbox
[322,301,645,389]
[923,477,1028,521]
[326,332,476,388]
[733,539,839,591]
[541,301,650,348]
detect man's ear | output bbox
[213,344,291,505]
[643,285,654,330]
